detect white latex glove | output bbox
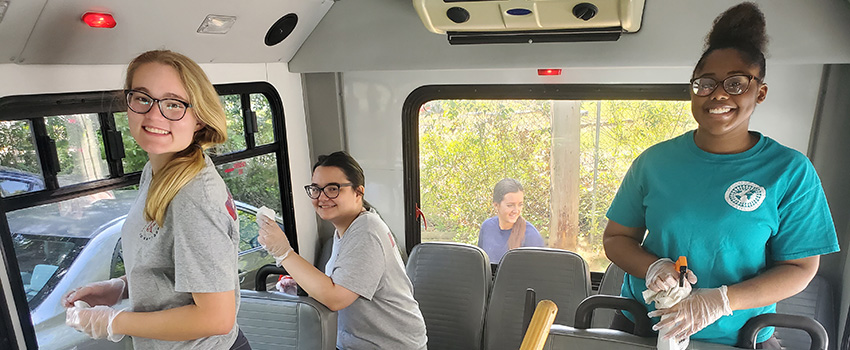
[646,258,698,292]
[648,285,733,342]
[258,214,292,266]
[62,278,126,308]
[65,304,125,342]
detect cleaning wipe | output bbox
[256,206,276,226]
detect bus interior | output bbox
[1,0,850,349]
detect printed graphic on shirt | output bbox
[225,191,237,221]
[140,221,160,241]
[724,181,766,212]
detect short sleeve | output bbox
[606,156,648,228]
[169,193,238,294]
[770,162,839,261]
[524,223,545,247]
[330,221,386,300]
[477,223,487,247]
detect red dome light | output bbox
[82,12,116,28]
[537,69,562,76]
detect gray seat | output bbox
[775,275,835,350]
[238,290,337,350]
[406,242,491,350]
[592,263,626,328]
[484,247,590,350]
[550,268,834,350]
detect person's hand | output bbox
[65,304,125,342]
[648,285,733,341]
[61,278,126,308]
[645,258,697,292]
[258,215,292,266]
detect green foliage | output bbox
[114,112,148,173]
[419,99,695,271]
[0,120,40,174]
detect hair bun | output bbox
[706,2,768,54]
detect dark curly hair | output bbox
[694,2,768,79]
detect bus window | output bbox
[212,94,249,156]
[0,120,44,197]
[0,82,296,349]
[44,114,111,187]
[409,86,693,272]
[113,111,147,174]
[251,93,276,146]
[217,153,283,215]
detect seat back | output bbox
[592,263,626,328]
[775,275,836,350]
[238,290,338,350]
[406,242,491,350]
[484,248,590,350]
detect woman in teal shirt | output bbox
[603,3,839,348]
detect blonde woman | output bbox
[63,50,250,349]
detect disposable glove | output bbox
[61,278,126,308]
[65,304,125,342]
[646,258,697,292]
[258,214,292,266]
[648,285,733,342]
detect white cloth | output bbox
[643,283,692,350]
[642,283,691,309]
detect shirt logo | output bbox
[725,181,766,212]
[225,192,237,221]
[140,221,160,241]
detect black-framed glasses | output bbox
[690,74,761,97]
[125,89,193,121]
[304,183,353,199]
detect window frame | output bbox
[401,84,690,256]
[0,81,295,349]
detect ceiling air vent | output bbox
[413,0,645,45]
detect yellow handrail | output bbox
[519,300,559,350]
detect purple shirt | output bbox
[476,216,545,263]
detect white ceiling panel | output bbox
[12,0,333,64]
[0,0,48,64]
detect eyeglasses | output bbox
[126,90,193,121]
[304,183,353,199]
[690,74,761,97]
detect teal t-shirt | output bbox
[607,131,839,346]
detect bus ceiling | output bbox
[0,1,849,71]
[0,0,333,65]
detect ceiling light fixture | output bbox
[82,12,117,28]
[197,14,237,34]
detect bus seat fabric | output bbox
[593,263,626,328]
[484,247,590,350]
[406,242,491,350]
[775,275,835,350]
[237,290,337,350]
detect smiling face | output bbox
[691,48,767,146]
[494,191,524,230]
[310,165,364,225]
[127,62,203,167]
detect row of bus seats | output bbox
[233,240,833,350]
[406,243,591,350]
[544,264,835,350]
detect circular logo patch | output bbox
[725,181,766,212]
[140,221,160,241]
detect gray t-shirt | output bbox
[121,156,240,349]
[326,210,427,349]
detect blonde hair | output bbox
[124,50,227,226]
